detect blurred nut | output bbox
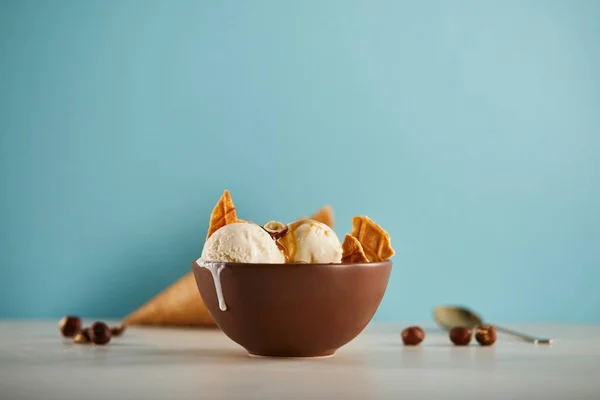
[59,316,81,338]
[110,324,127,337]
[89,322,111,345]
[475,325,497,346]
[73,328,92,344]
[263,221,289,240]
[401,326,425,346]
[449,327,472,346]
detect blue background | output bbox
[1,0,599,322]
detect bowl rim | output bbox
[192,258,392,269]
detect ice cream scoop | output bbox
[201,223,285,263]
[278,220,342,263]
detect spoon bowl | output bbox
[433,305,482,329]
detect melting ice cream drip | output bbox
[196,259,227,311]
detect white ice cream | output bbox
[280,220,342,263]
[201,222,285,263]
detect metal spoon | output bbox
[433,305,553,344]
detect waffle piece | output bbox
[351,216,395,261]
[206,190,238,239]
[341,234,369,263]
[311,205,334,229]
[296,205,335,229]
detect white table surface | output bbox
[1,322,598,399]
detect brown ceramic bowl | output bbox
[192,260,392,358]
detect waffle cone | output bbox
[206,190,238,240]
[351,216,395,262]
[124,272,214,326]
[341,234,369,263]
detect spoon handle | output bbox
[494,325,553,344]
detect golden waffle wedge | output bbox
[311,205,334,229]
[206,190,238,240]
[341,234,369,263]
[351,216,395,261]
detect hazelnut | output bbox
[401,326,425,346]
[449,327,472,346]
[475,325,497,346]
[73,328,92,344]
[59,316,81,337]
[262,221,289,240]
[110,324,127,337]
[89,322,111,345]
